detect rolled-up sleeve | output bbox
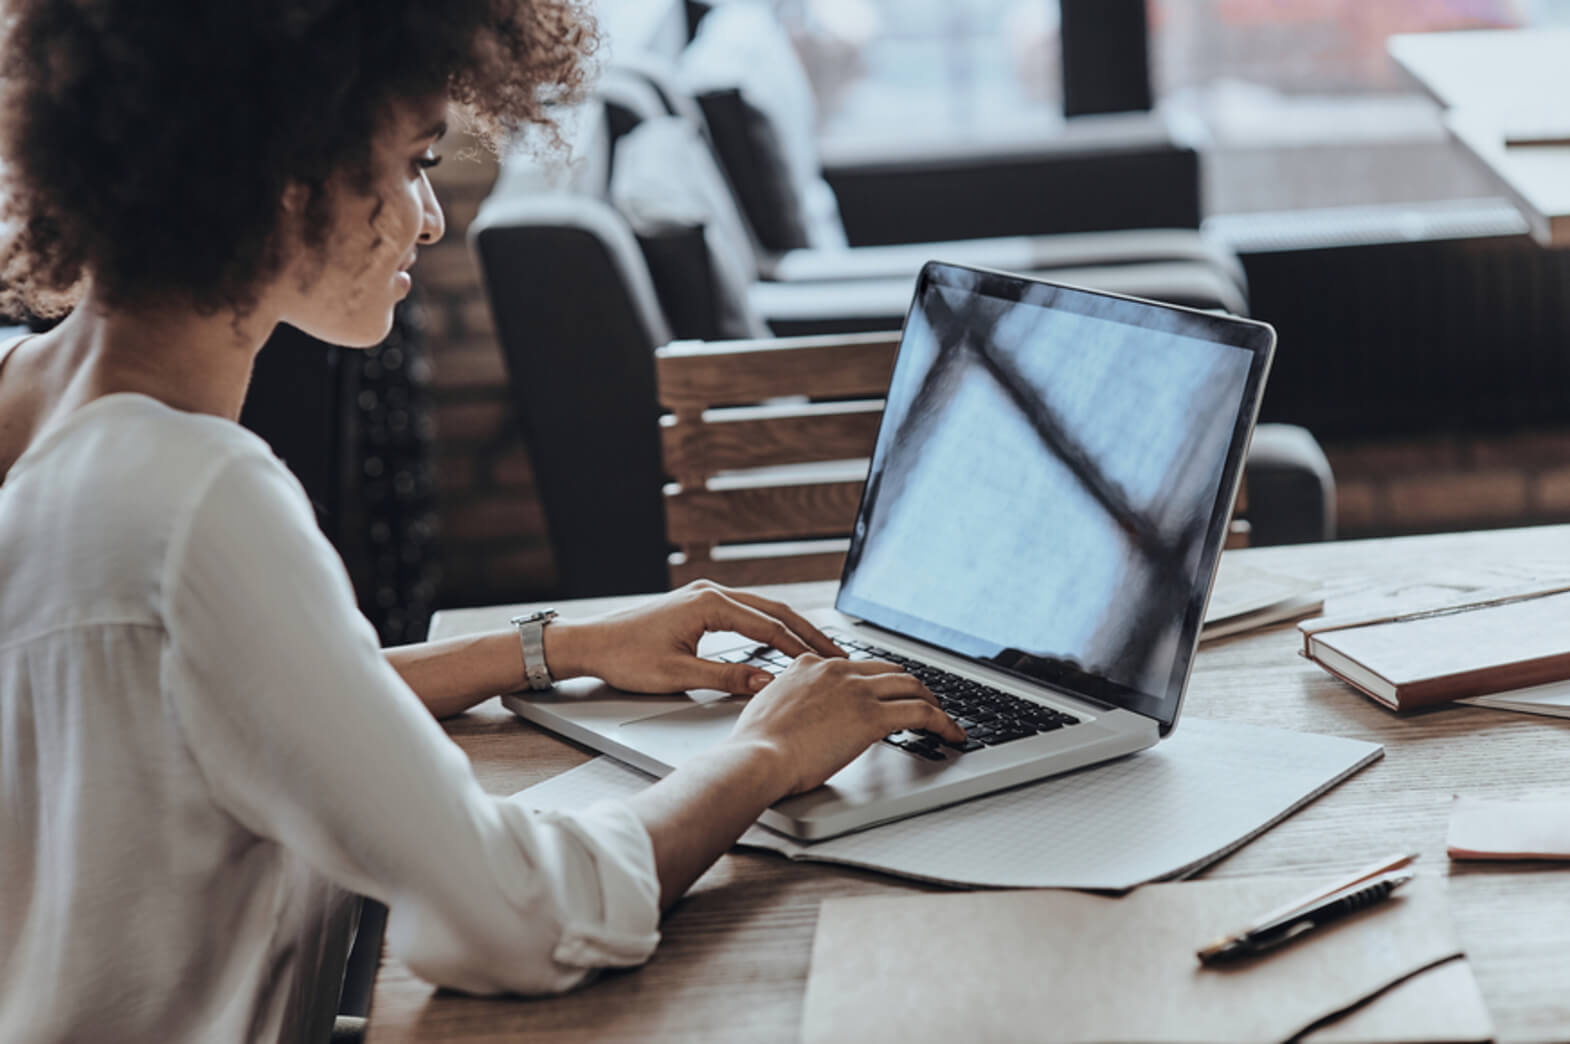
[162,454,662,995]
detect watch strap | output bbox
[509,609,558,691]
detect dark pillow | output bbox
[678,2,845,254]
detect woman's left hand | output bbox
[543,580,845,695]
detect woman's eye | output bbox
[414,152,441,173]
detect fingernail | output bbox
[749,673,770,691]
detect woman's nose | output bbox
[417,177,445,246]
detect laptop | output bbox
[505,261,1276,840]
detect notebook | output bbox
[1200,557,1323,642]
[1300,582,1570,711]
[504,261,1276,839]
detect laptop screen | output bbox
[836,263,1273,729]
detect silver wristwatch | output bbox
[509,608,558,691]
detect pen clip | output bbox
[1195,852,1418,962]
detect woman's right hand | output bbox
[729,656,966,796]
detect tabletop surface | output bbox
[1390,28,1570,245]
[367,525,1570,1043]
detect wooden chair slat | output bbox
[656,333,898,410]
[660,403,882,477]
[668,550,849,588]
[665,481,865,545]
[655,331,1262,591]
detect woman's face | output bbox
[279,96,447,348]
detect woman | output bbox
[0,2,961,1041]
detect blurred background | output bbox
[244,0,1570,633]
[790,0,1570,211]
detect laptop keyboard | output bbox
[715,633,1082,760]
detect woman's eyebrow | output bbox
[412,119,448,144]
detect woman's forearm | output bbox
[387,622,794,907]
[385,620,598,719]
[626,738,791,909]
[384,629,526,718]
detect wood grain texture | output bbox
[668,549,848,588]
[370,526,1570,1044]
[664,481,864,544]
[659,402,882,478]
[655,333,899,410]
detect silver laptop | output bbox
[505,261,1276,840]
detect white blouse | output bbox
[0,371,661,1042]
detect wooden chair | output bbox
[655,331,1254,590]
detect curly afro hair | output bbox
[0,0,599,319]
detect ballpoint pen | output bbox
[1197,865,1416,964]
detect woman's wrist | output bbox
[719,735,798,802]
[539,617,591,683]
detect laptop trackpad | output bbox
[616,698,749,769]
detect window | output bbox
[1151,0,1570,213]
[785,0,1570,214]
[1153,0,1567,96]
[780,0,1064,145]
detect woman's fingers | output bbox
[694,589,816,657]
[721,589,845,658]
[878,697,967,743]
[823,660,957,734]
[853,664,942,707]
[684,658,775,696]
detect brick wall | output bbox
[415,134,558,608]
[1326,429,1570,540]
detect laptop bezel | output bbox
[833,261,1276,737]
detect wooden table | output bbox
[1390,29,1570,245]
[368,526,1570,1043]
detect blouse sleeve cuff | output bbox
[533,798,662,969]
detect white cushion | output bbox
[679,2,845,252]
[610,116,769,339]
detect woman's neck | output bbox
[46,283,277,421]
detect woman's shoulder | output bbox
[26,392,276,477]
[6,392,302,543]
[0,394,307,640]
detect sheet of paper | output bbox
[1447,793,1570,859]
[1461,677,1570,719]
[800,877,1492,1044]
[516,718,1382,890]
